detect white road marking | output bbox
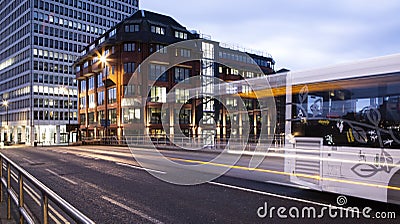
[23,158,35,164]
[102,196,164,224]
[77,154,99,160]
[116,162,166,175]
[45,169,78,185]
[208,181,353,211]
[266,181,311,190]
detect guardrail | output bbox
[82,134,286,150]
[0,153,95,224]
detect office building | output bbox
[0,0,139,145]
[75,10,279,145]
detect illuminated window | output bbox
[151,25,165,35]
[89,94,95,109]
[150,87,166,103]
[175,109,191,124]
[97,91,104,105]
[97,73,104,87]
[108,87,117,104]
[175,31,188,40]
[148,108,162,124]
[80,80,86,92]
[88,76,95,90]
[108,109,117,124]
[175,89,190,104]
[123,108,141,124]
[80,96,86,109]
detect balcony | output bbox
[102,71,117,87]
[82,66,93,77]
[76,69,84,80]
[91,61,103,73]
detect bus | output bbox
[280,54,400,205]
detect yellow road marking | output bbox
[169,157,400,191]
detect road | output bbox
[1,146,399,223]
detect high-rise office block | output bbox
[0,0,139,145]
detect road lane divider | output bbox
[101,196,164,224]
[116,162,166,175]
[45,169,78,185]
[22,158,35,164]
[208,181,349,210]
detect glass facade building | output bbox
[0,0,138,145]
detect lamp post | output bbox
[2,100,8,143]
[61,87,70,145]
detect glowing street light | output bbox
[99,54,107,64]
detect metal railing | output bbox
[0,153,95,224]
[82,134,286,150]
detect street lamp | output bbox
[99,55,107,64]
[2,100,8,143]
[2,100,8,126]
[60,87,71,145]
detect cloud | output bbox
[141,0,400,70]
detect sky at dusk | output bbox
[141,0,400,71]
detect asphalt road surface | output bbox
[1,146,399,224]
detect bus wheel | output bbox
[388,170,400,205]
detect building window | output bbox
[124,24,140,32]
[123,62,135,73]
[226,98,238,110]
[150,44,167,54]
[124,85,135,96]
[80,114,86,125]
[108,109,117,124]
[175,89,190,104]
[148,108,162,124]
[123,108,141,124]
[108,87,117,104]
[175,109,191,124]
[150,87,166,103]
[97,73,104,87]
[88,76,95,90]
[80,96,86,109]
[174,67,190,83]
[88,112,95,124]
[97,91,104,106]
[150,25,165,35]
[97,110,105,125]
[89,94,96,109]
[80,80,86,92]
[149,64,167,81]
[179,49,191,58]
[98,36,106,44]
[109,29,116,37]
[175,31,187,40]
[123,43,135,52]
